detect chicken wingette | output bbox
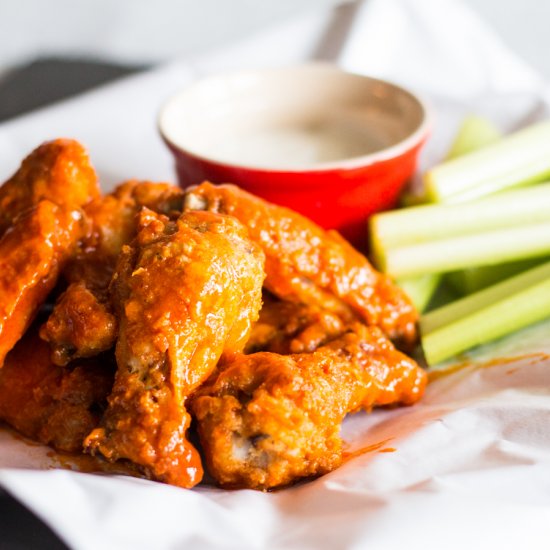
[0,201,81,365]
[184,182,418,346]
[84,209,265,488]
[192,324,426,490]
[0,324,114,453]
[0,139,99,365]
[0,138,99,237]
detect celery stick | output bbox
[425,120,550,203]
[397,274,442,312]
[446,257,546,296]
[371,181,550,254]
[399,115,502,208]
[441,117,505,295]
[422,261,550,333]
[444,115,501,160]
[420,261,550,365]
[393,116,503,310]
[382,221,550,278]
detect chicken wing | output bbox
[0,139,99,237]
[40,281,117,366]
[192,324,426,490]
[0,201,81,365]
[184,183,418,346]
[245,292,346,354]
[0,324,114,453]
[41,180,184,365]
[84,208,265,487]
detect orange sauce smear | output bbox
[427,351,550,384]
[46,449,144,478]
[342,438,395,463]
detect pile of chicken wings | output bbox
[0,139,426,490]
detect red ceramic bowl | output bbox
[158,63,430,248]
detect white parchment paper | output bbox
[1,1,550,548]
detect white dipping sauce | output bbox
[207,116,395,169]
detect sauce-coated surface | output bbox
[0,325,114,453]
[193,324,426,490]
[0,141,426,491]
[85,209,265,487]
[185,182,418,346]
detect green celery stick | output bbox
[397,274,442,312]
[371,181,550,255]
[440,117,504,295]
[399,115,502,208]
[444,115,501,160]
[420,261,550,365]
[425,120,550,203]
[394,116,503,311]
[382,220,550,278]
[446,257,547,296]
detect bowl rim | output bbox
[158,62,432,174]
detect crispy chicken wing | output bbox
[245,292,346,354]
[0,139,99,365]
[0,324,114,453]
[0,139,99,236]
[184,183,418,346]
[41,180,184,365]
[0,201,81,365]
[40,282,117,366]
[192,324,426,490]
[84,209,265,487]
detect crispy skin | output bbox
[40,282,117,366]
[184,183,418,345]
[0,139,99,236]
[42,181,184,365]
[0,201,81,365]
[0,325,114,453]
[192,324,426,490]
[76,179,184,263]
[245,293,346,354]
[84,209,265,487]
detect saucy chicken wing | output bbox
[192,324,426,490]
[0,324,114,453]
[0,201,81,365]
[245,292,346,354]
[41,180,184,365]
[184,183,418,346]
[40,281,118,366]
[0,139,99,237]
[84,209,265,487]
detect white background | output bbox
[1,0,549,79]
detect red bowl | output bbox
[159,63,430,248]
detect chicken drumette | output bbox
[40,180,184,365]
[184,182,418,346]
[84,209,265,487]
[192,324,426,490]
